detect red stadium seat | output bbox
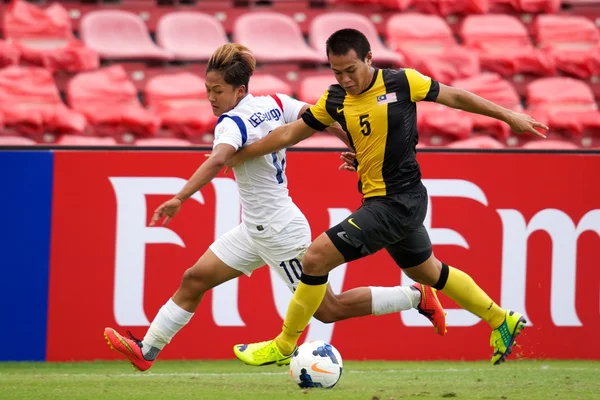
[386,13,480,83]
[414,0,490,16]
[526,77,600,138]
[298,74,337,105]
[534,15,600,79]
[56,134,118,146]
[145,72,216,138]
[342,0,380,4]
[417,102,473,145]
[250,74,293,97]
[4,1,99,72]
[378,0,415,10]
[453,73,521,139]
[527,77,596,107]
[0,41,20,68]
[309,12,403,66]
[145,72,207,109]
[155,102,216,140]
[491,0,560,13]
[453,73,520,108]
[80,10,173,60]
[0,136,36,145]
[233,12,325,64]
[0,66,86,141]
[447,135,506,149]
[68,65,161,140]
[4,1,71,39]
[521,139,579,149]
[156,12,228,61]
[135,137,193,146]
[460,15,555,76]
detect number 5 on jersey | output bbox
[359,114,371,136]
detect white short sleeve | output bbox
[213,115,247,150]
[272,93,307,124]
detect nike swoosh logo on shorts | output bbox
[348,218,361,230]
[337,231,354,245]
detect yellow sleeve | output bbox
[404,68,439,102]
[301,90,336,131]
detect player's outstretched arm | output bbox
[176,144,236,201]
[226,119,317,168]
[436,83,549,138]
[296,103,351,149]
[150,144,236,226]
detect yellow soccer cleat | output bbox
[233,340,296,366]
[490,310,527,365]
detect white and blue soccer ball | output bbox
[289,340,343,389]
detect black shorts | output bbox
[326,182,432,269]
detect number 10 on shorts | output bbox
[279,259,302,284]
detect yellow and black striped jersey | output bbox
[301,68,439,198]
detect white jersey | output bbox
[212,93,306,234]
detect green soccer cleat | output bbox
[233,340,296,366]
[490,310,527,365]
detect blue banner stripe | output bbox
[0,151,53,361]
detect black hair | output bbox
[325,28,371,60]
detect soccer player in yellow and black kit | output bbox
[229,29,548,366]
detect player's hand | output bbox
[506,111,549,138]
[224,153,243,174]
[150,197,183,226]
[339,151,356,172]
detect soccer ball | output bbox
[289,340,343,389]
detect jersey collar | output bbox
[358,68,379,95]
[235,93,254,109]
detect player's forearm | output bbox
[176,157,224,201]
[240,125,296,160]
[445,88,512,123]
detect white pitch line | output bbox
[0,366,595,378]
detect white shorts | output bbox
[209,215,311,290]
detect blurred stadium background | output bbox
[0,0,599,398]
[0,0,600,148]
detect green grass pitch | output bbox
[1,360,598,399]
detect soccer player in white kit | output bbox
[104,44,446,371]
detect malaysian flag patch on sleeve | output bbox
[377,93,398,105]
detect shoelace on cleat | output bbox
[418,308,435,320]
[126,330,143,347]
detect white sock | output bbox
[370,286,421,315]
[142,298,194,357]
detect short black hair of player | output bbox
[325,29,371,61]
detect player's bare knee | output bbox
[403,255,443,286]
[181,267,210,294]
[301,237,343,276]
[300,248,327,276]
